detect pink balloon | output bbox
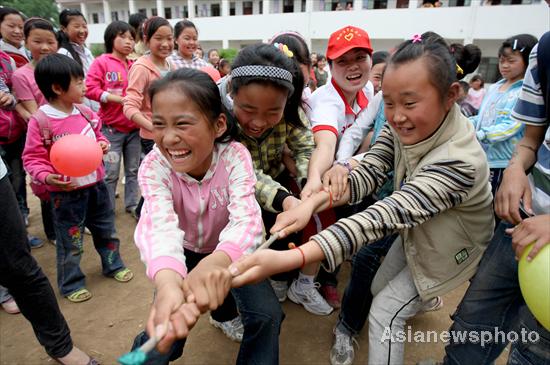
[50,134,103,177]
[200,66,221,82]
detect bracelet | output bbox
[322,187,333,209]
[334,159,353,174]
[288,242,306,269]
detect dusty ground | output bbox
[0,190,509,365]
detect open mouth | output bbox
[346,73,362,81]
[167,148,192,160]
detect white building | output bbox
[56,0,549,81]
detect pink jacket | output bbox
[134,141,263,280]
[0,50,25,145]
[22,104,108,191]
[86,54,137,133]
[123,55,173,140]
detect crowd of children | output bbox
[0,5,548,365]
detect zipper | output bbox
[196,181,205,249]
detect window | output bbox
[164,7,172,18]
[211,3,221,16]
[366,0,388,9]
[183,6,189,18]
[243,1,253,14]
[151,8,158,16]
[92,13,99,24]
[302,0,307,11]
[396,0,408,7]
[230,2,236,15]
[111,11,118,21]
[259,0,264,13]
[138,8,147,16]
[283,0,294,12]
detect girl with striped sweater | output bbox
[231,32,494,364]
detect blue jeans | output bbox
[336,234,397,336]
[444,221,550,364]
[101,126,140,211]
[132,280,283,365]
[50,182,125,296]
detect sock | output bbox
[297,272,315,288]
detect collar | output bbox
[331,78,369,117]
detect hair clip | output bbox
[273,42,294,58]
[456,64,464,75]
[411,34,422,44]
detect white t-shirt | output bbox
[307,79,374,145]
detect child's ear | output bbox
[446,82,461,109]
[51,83,64,97]
[214,113,228,138]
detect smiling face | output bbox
[176,26,198,60]
[370,62,386,94]
[208,50,219,65]
[330,48,371,97]
[147,25,174,62]
[382,58,457,146]
[112,30,135,57]
[26,28,58,62]
[152,87,226,178]
[232,83,287,138]
[56,76,86,104]
[0,14,24,48]
[63,16,88,45]
[498,48,526,84]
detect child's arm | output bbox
[22,117,57,184]
[475,89,523,143]
[302,131,337,198]
[11,69,37,119]
[86,58,124,105]
[0,90,15,110]
[123,64,153,131]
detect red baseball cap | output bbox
[326,26,373,60]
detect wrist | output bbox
[334,159,353,174]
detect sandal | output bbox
[66,288,92,303]
[113,268,134,283]
[52,345,100,364]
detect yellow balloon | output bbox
[518,243,550,331]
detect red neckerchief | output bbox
[331,78,369,117]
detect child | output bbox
[464,74,485,113]
[218,58,231,78]
[0,7,29,68]
[22,53,133,303]
[314,54,329,88]
[12,17,58,245]
[57,9,98,112]
[131,68,282,364]
[470,34,538,198]
[369,50,389,95]
[128,12,147,61]
[231,32,494,365]
[168,20,209,70]
[86,21,140,216]
[207,48,220,68]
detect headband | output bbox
[231,65,293,84]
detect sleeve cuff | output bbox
[100,91,109,103]
[272,189,293,212]
[476,130,486,141]
[215,243,244,263]
[148,256,188,281]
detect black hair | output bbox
[23,17,56,39]
[231,43,306,129]
[372,51,390,67]
[174,19,197,40]
[470,74,484,88]
[498,34,538,69]
[142,16,171,43]
[388,31,481,101]
[270,32,311,70]
[35,53,84,101]
[207,48,219,58]
[104,21,135,54]
[317,54,327,62]
[458,80,469,94]
[149,68,236,143]
[128,13,147,42]
[0,7,24,40]
[57,9,87,67]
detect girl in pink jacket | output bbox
[131,68,282,365]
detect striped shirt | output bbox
[169,51,209,70]
[311,124,477,272]
[511,43,550,215]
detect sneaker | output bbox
[321,284,341,309]
[1,298,20,314]
[28,235,44,249]
[330,327,357,365]
[420,296,443,313]
[209,316,244,342]
[287,280,333,315]
[269,279,288,302]
[84,227,91,235]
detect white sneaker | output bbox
[287,280,333,315]
[209,316,244,342]
[269,279,288,302]
[330,327,357,365]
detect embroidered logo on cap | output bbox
[337,27,362,42]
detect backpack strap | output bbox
[33,109,52,148]
[74,103,94,127]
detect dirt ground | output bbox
[0,189,509,365]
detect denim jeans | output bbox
[132,267,283,364]
[0,174,73,358]
[50,181,125,296]
[101,126,140,211]
[444,221,550,364]
[336,234,397,336]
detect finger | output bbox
[526,240,548,261]
[231,265,266,287]
[188,283,210,312]
[508,196,522,225]
[169,310,191,339]
[180,303,200,330]
[522,186,534,216]
[156,323,176,354]
[228,253,260,279]
[182,280,194,303]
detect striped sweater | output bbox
[312,104,494,299]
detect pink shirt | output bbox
[22,104,108,191]
[86,54,137,133]
[134,141,263,280]
[12,63,47,106]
